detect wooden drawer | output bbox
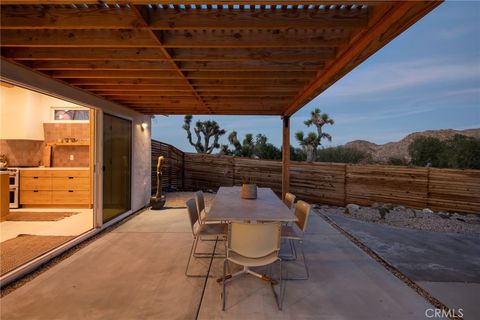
[20,170,52,178]
[21,177,52,190]
[20,190,52,205]
[52,190,89,205]
[51,170,89,178]
[51,177,90,191]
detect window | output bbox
[51,107,89,122]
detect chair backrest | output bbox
[283,192,296,209]
[186,198,199,235]
[294,200,311,233]
[228,222,281,258]
[195,190,205,214]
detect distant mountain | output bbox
[344,128,480,162]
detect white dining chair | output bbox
[281,200,311,280]
[222,222,284,311]
[185,198,227,278]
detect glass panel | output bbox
[102,114,132,222]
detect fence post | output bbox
[182,152,185,190]
[426,167,430,209]
[343,164,348,206]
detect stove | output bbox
[2,168,20,208]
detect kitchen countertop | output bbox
[18,167,89,170]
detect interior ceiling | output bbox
[0,1,441,116]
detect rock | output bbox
[439,213,450,219]
[394,206,406,211]
[422,208,434,214]
[382,203,395,210]
[346,204,360,210]
[345,204,360,214]
[371,202,381,208]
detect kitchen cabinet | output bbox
[20,169,90,208]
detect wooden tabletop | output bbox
[206,186,297,222]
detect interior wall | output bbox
[0,86,49,140]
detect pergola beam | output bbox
[171,48,336,61]
[0,1,392,5]
[1,29,349,48]
[28,59,324,72]
[1,6,367,30]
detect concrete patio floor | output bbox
[1,207,436,320]
[326,213,480,320]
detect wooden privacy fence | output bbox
[153,146,480,213]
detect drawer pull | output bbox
[68,177,74,179]
[34,190,39,193]
[33,176,39,179]
[68,190,74,192]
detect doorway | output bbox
[102,113,132,222]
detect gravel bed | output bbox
[315,204,480,235]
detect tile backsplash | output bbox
[0,139,44,167]
[43,123,89,143]
[43,123,90,167]
[0,123,90,167]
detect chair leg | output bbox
[185,237,198,277]
[280,238,297,261]
[292,239,298,260]
[222,259,227,311]
[186,237,218,278]
[193,236,226,258]
[271,260,284,310]
[284,239,309,280]
[300,240,309,280]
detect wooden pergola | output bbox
[0,0,441,197]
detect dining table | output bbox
[206,186,297,223]
[207,186,296,285]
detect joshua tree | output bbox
[221,132,282,160]
[226,131,255,157]
[295,108,334,162]
[182,115,226,154]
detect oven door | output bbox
[9,174,18,187]
[9,187,19,208]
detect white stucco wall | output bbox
[132,115,152,211]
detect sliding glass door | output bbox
[102,113,132,222]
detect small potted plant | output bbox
[241,176,257,199]
[0,154,7,169]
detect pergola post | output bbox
[282,115,290,200]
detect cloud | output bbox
[322,57,480,98]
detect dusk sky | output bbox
[152,1,480,152]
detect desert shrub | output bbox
[290,146,307,161]
[408,134,480,169]
[387,157,408,166]
[408,137,447,167]
[316,146,370,164]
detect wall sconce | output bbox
[141,122,148,131]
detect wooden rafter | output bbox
[1,6,367,30]
[0,1,442,116]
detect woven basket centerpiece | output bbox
[240,176,257,199]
